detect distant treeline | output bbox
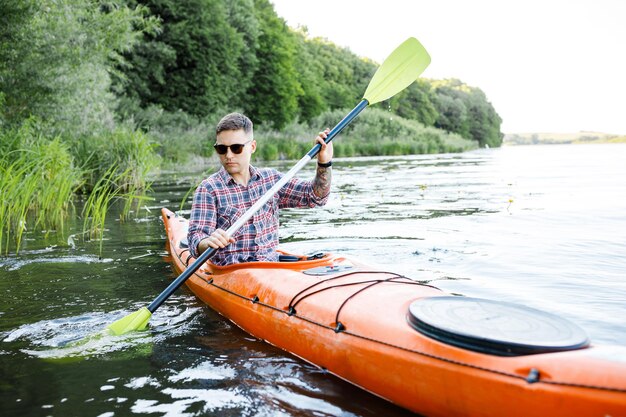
[504,132,626,145]
[0,0,502,252]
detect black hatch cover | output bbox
[408,296,590,356]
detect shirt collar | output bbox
[217,165,261,185]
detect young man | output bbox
[187,112,332,266]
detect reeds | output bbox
[1,122,158,254]
[0,125,82,254]
[81,166,153,253]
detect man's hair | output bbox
[216,113,253,136]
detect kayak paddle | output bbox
[107,37,431,335]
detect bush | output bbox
[125,105,214,164]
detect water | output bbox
[1,143,625,416]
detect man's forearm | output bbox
[313,165,332,199]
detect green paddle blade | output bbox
[363,37,431,105]
[107,307,152,336]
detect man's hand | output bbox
[315,128,333,164]
[198,229,235,254]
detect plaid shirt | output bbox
[187,165,329,266]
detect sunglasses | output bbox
[213,140,252,155]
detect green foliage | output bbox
[388,79,439,126]
[81,164,148,253]
[250,108,477,161]
[71,126,158,253]
[123,104,215,163]
[112,0,501,142]
[291,30,326,121]
[432,79,503,147]
[298,36,375,112]
[245,0,302,129]
[0,0,154,136]
[71,127,159,193]
[117,0,252,116]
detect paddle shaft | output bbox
[147,99,370,313]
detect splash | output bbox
[2,304,200,360]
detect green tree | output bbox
[432,79,502,146]
[465,87,503,147]
[292,29,326,121]
[388,79,439,126]
[434,92,469,138]
[246,0,302,128]
[223,0,261,108]
[0,0,150,136]
[117,0,251,116]
[303,38,374,110]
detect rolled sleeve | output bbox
[278,176,329,209]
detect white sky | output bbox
[270,0,626,134]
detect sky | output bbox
[270,0,626,134]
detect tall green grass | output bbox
[0,121,158,254]
[73,127,158,251]
[71,126,159,192]
[0,123,82,254]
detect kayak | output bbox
[161,208,626,417]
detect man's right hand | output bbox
[198,229,235,254]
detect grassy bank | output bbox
[0,124,80,253]
[250,108,476,161]
[140,106,478,165]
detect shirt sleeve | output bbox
[277,173,330,209]
[187,181,217,258]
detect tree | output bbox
[223,0,261,108]
[303,38,374,110]
[432,79,502,146]
[292,29,326,121]
[388,80,439,126]
[117,0,251,116]
[434,92,469,137]
[246,0,302,128]
[0,0,150,136]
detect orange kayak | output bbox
[162,208,626,416]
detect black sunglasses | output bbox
[213,140,252,155]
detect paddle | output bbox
[107,37,431,335]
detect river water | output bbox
[1,143,625,416]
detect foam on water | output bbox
[2,304,201,359]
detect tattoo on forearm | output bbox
[313,166,332,198]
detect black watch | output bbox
[317,160,332,168]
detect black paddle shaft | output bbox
[147,245,217,313]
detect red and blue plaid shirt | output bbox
[187,165,329,265]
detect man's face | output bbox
[215,129,256,177]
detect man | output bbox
[187,112,332,265]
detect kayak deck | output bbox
[162,208,626,417]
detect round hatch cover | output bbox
[408,296,589,356]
